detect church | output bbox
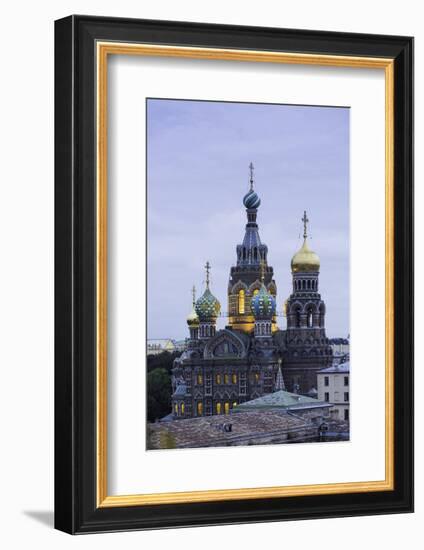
[171,164,333,419]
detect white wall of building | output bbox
[317,371,350,422]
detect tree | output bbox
[147,368,172,422]
[147,351,182,374]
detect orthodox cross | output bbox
[205,261,211,289]
[191,285,196,307]
[302,210,309,240]
[249,162,254,190]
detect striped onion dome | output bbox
[243,188,261,209]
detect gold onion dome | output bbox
[187,285,200,327]
[291,239,320,273]
[186,308,200,327]
[291,210,320,273]
[194,262,221,322]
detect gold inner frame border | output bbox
[96,42,395,508]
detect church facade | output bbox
[171,165,333,419]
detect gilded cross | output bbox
[191,285,196,307]
[302,210,309,239]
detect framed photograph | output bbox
[55,15,413,533]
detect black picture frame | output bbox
[55,15,414,534]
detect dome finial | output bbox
[302,210,309,240]
[191,284,196,307]
[205,261,211,289]
[249,161,254,191]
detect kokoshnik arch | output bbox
[171,164,333,418]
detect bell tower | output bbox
[284,211,332,393]
[227,163,277,333]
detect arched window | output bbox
[174,403,178,415]
[216,374,221,384]
[238,289,245,314]
[224,374,229,384]
[232,373,237,384]
[197,374,203,385]
[197,402,203,416]
[224,402,230,415]
[181,403,185,415]
[307,310,313,328]
[216,402,222,414]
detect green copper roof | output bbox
[233,390,329,411]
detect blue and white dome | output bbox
[251,284,276,319]
[243,188,261,209]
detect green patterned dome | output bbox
[251,283,276,319]
[195,288,221,322]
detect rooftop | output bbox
[233,389,331,412]
[317,362,350,374]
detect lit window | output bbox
[232,373,237,384]
[255,373,260,383]
[174,403,178,415]
[216,402,221,414]
[181,403,185,415]
[216,374,221,384]
[224,402,230,414]
[197,374,203,385]
[224,374,229,384]
[232,401,237,408]
[238,289,245,314]
[253,289,259,296]
[197,402,203,416]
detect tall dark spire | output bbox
[237,163,267,266]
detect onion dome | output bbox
[187,285,200,327]
[291,210,320,273]
[291,239,320,273]
[243,161,261,209]
[243,188,261,209]
[251,283,276,319]
[194,262,221,322]
[195,288,221,321]
[187,307,200,327]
